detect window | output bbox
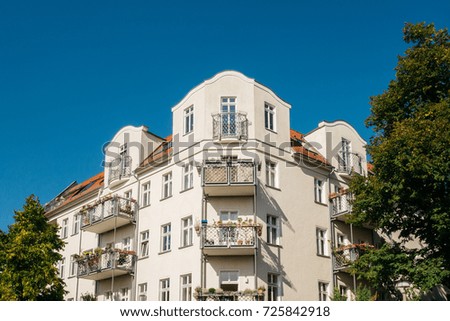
[339,285,348,300]
[120,287,129,301]
[265,160,277,188]
[140,230,149,257]
[340,138,351,170]
[267,215,280,245]
[72,214,80,235]
[180,274,192,301]
[319,282,329,301]
[160,278,170,301]
[264,103,276,131]
[337,233,346,248]
[220,210,238,222]
[268,273,280,301]
[123,237,132,251]
[142,181,151,207]
[161,224,171,252]
[162,172,173,199]
[183,162,194,190]
[314,178,325,204]
[104,291,113,301]
[219,271,239,291]
[61,218,68,239]
[221,97,237,136]
[70,255,77,277]
[181,216,193,247]
[124,189,132,200]
[184,105,194,134]
[138,283,148,301]
[316,228,328,256]
[59,258,65,278]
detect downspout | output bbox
[327,168,337,291]
[131,171,140,301]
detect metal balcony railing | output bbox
[195,291,264,301]
[212,112,248,141]
[333,244,372,270]
[330,191,353,217]
[203,160,255,186]
[76,248,135,279]
[108,156,132,184]
[202,225,258,248]
[80,195,136,229]
[338,152,365,176]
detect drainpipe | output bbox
[253,163,258,292]
[327,169,337,290]
[131,171,140,301]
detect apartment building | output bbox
[45,71,371,301]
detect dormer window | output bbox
[184,105,194,135]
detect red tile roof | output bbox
[140,135,173,167]
[290,129,330,166]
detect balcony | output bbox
[80,195,136,234]
[202,160,255,196]
[330,190,353,220]
[108,156,132,187]
[76,248,136,281]
[195,290,264,301]
[201,224,260,256]
[212,112,248,142]
[337,152,365,177]
[333,243,373,271]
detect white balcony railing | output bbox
[203,160,255,186]
[330,191,353,217]
[212,112,248,141]
[108,156,132,184]
[202,225,259,249]
[338,152,365,176]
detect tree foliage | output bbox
[0,195,66,300]
[350,22,450,298]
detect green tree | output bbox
[0,195,66,300]
[350,22,450,299]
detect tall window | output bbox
[61,218,68,239]
[184,105,194,134]
[59,258,65,278]
[120,288,129,301]
[72,214,80,235]
[123,237,132,251]
[124,190,132,200]
[138,283,148,301]
[180,274,192,301]
[316,228,328,256]
[337,233,345,248]
[70,255,77,277]
[160,278,170,301]
[221,97,237,136]
[268,273,280,301]
[219,271,239,291]
[162,172,173,199]
[265,160,277,188]
[264,103,276,131]
[161,224,171,252]
[183,162,194,190]
[142,181,151,207]
[340,138,351,170]
[318,282,329,301]
[267,215,280,245]
[314,178,325,204]
[181,216,193,247]
[140,230,149,257]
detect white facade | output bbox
[46,71,371,301]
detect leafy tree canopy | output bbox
[0,195,66,300]
[350,22,450,299]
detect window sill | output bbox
[158,250,172,255]
[314,201,328,207]
[160,195,173,202]
[267,243,283,249]
[265,128,278,134]
[179,244,194,250]
[265,184,281,191]
[316,254,330,259]
[180,187,194,194]
[138,256,149,261]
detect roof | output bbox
[290,129,331,166]
[45,172,104,214]
[140,134,173,167]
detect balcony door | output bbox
[221,97,236,137]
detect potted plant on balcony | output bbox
[257,286,266,295]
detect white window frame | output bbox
[181,216,193,247]
[69,255,77,277]
[104,291,113,301]
[142,181,151,207]
[219,270,239,292]
[72,214,80,235]
[264,103,276,131]
[267,214,280,245]
[265,160,277,188]
[123,237,132,252]
[160,278,170,301]
[162,172,173,199]
[268,272,280,301]
[120,287,129,301]
[316,228,328,256]
[184,105,194,135]
[140,230,150,258]
[61,218,69,239]
[219,210,238,222]
[59,258,65,278]
[161,223,171,252]
[319,282,329,301]
[314,178,325,204]
[138,283,148,301]
[182,162,194,190]
[180,274,192,301]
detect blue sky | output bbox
[0,0,449,231]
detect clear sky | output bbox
[0,0,449,231]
